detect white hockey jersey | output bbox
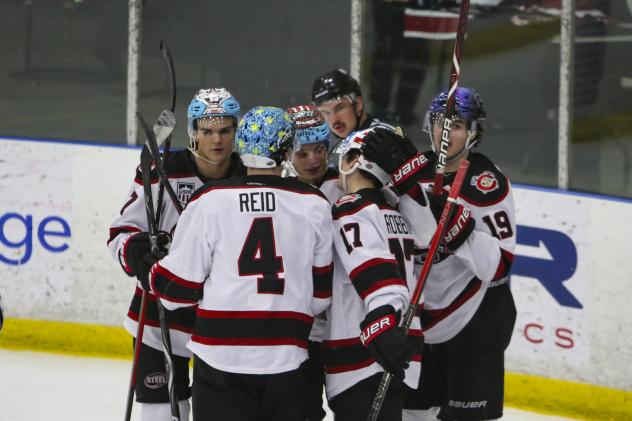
[151,175,334,375]
[323,188,423,400]
[107,150,245,357]
[309,166,344,342]
[399,152,516,343]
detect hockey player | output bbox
[107,88,245,420]
[150,106,334,421]
[311,68,396,148]
[361,87,517,421]
[285,104,342,203]
[285,104,344,421]
[323,128,423,421]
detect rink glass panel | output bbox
[0,0,350,146]
[1,1,631,198]
[360,0,632,198]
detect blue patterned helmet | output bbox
[286,104,330,149]
[236,106,294,168]
[187,88,240,151]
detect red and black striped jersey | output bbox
[107,150,245,357]
[400,152,516,343]
[151,175,333,375]
[324,188,422,399]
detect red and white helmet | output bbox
[330,128,391,189]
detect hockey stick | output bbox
[432,0,471,195]
[137,112,181,421]
[155,40,176,225]
[367,159,470,421]
[141,112,183,214]
[124,110,177,421]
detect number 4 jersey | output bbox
[151,175,334,375]
[324,188,423,400]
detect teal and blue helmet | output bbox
[286,104,330,149]
[187,88,240,152]
[236,106,294,168]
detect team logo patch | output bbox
[177,182,195,204]
[471,171,498,194]
[144,372,167,390]
[335,193,361,206]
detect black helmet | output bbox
[311,69,362,105]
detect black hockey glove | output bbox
[359,305,417,380]
[428,192,475,252]
[121,231,171,279]
[362,128,429,196]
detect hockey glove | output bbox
[428,192,475,252]
[359,305,417,380]
[361,128,429,196]
[121,231,171,278]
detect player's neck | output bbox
[196,155,232,179]
[345,173,375,193]
[247,167,283,176]
[445,151,470,173]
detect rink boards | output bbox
[1,137,631,419]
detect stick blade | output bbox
[152,109,176,145]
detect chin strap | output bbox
[339,161,359,192]
[430,128,479,164]
[188,146,224,165]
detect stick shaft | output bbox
[433,0,470,195]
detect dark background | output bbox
[0,0,631,197]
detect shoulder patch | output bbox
[459,153,510,207]
[470,170,499,194]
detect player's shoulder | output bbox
[162,149,197,177]
[188,175,247,204]
[332,188,394,220]
[367,115,397,132]
[460,152,511,207]
[267,176,330,202]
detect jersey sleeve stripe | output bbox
[151,263,203,304]
[313,263,333,299]
[348,258,406,299]
[192,310,314,349]
[127,287,195,334]
[322,337,375,374]
[107,225,141,245]
[420,277,483,331]
[493,248,515,280]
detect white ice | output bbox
[0,349,574,421]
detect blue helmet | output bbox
[187,88,240,151]
[286,104,330,148]
[425,87,486,159]
[236,106,294,168]
[428,87,486,122]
